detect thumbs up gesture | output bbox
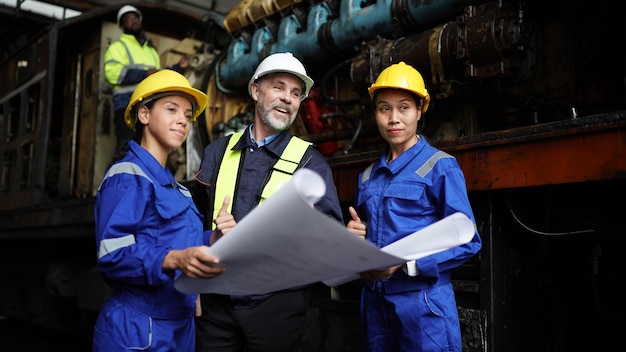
[210,195,237,244]
[346,206,367,239]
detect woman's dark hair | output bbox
[110,100,155,164]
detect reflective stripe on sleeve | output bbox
[98,234,136,259]
[415,150,453,177]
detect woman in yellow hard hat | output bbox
[346,62,482,351]
[93,69,225,352]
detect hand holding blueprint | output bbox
[174,168,475,295]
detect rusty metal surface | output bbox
[441,111,626,191]
[329,111,626,198]
[0,198,95,238]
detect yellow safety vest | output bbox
[212,132,312,229]
[103,33,161,96]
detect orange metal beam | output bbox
[441,113,626,191]
[330,112,626,200]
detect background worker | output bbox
[346,62,482,352]
[93,70,224,352]
[193,52,344,351]
[104,4,188,154]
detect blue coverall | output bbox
[92,141,205,351]
[354,135,482,352]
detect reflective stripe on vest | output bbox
[105,34,161,94]
[212,132,312,229]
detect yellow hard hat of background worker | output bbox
[124,69,208,131]
[368,61,430,113]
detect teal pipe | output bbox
[218,0,480,91]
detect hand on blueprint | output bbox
[359,264,403,281]
[348,206,401,281]
[346,206,367,240]
[163,245,225,279]
[211,195,237,245]
[174,169,475,295]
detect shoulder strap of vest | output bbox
[212,134,312,229]
[212,132,243,229]
[260,136,312,201]
[115,39,134,65]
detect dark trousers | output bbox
[195,289,309,352]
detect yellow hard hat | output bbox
[368,62,430,113]
[124,69,208,131]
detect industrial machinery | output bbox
[1,1,624,350]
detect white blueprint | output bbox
[174,168,474,295]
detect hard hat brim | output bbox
[124,81,208,131]
[248,70,314,101]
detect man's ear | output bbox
[250,82,260,102]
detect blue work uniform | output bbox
[354,135,482,352]
[194,125,344,351]
[92,140,205,352]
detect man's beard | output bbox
[124,28,143,37]
[257,102,296,131]
[256,89,296,130]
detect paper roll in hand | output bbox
[175,168,476,295]
[175,168,337,295]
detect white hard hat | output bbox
[248,52,314,101]
[117,5,142,26]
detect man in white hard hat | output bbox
[193,52,344,351]
[104,4,188,156]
